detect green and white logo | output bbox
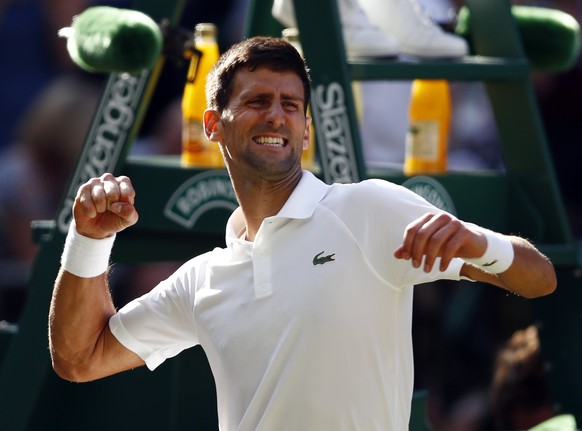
[164,170,238,229]
[402,176,456,215]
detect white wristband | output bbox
[61,221,116,278]
[465,227,514,274]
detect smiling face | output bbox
[205,66,311,181]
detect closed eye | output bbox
[247,98,269,108]
[246,97,303,112]
[282,100,301,111]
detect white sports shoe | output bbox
[271,0,296,28]
[272,0,400,59]
[358,0,468,58]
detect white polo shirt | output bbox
[110,170,463,431]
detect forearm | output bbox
[461,236,557,298]
[396,212,557,297]
[49,174,144,381]
[497,236,556,297]
[49,268,116,380]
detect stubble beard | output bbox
[243,145,301,180]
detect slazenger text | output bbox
[57,72,146,233]
[312,82,358,184]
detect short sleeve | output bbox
[323,179,464,290]
[109,261,200,370]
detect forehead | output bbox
[231,67,305,100]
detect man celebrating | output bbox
[49,36,556,430]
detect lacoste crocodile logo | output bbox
[313,251,335,266]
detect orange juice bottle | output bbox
[282,28,317,172]
[404,79,451,175]
[181,23,223,168]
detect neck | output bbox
[231,168,302,242]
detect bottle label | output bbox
[406,120,440,160]
[183,120,208,152]
[182,119,223,167]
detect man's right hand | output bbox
[73,173,139,239]
[50,173,144,382]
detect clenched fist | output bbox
[73,173,139,239]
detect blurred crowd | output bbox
[0,0,249,319]
[0,0,580,430]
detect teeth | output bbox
[255,136,284,146]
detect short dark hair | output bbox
[206,36,311,114]
[490,325,552,430]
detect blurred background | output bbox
[0,1,580,430]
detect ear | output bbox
[204,109,222,142]
[303,114,312,150]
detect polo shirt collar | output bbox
[277,170,329,219]
[225,170,329,244]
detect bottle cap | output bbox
[282,27,299,42]
[195,23,217,39]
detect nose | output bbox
[265,102,285,128]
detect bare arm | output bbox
[394,212,557,298]
[49,270,144,382]
[462,235,557,297]
[49,173,144,382]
